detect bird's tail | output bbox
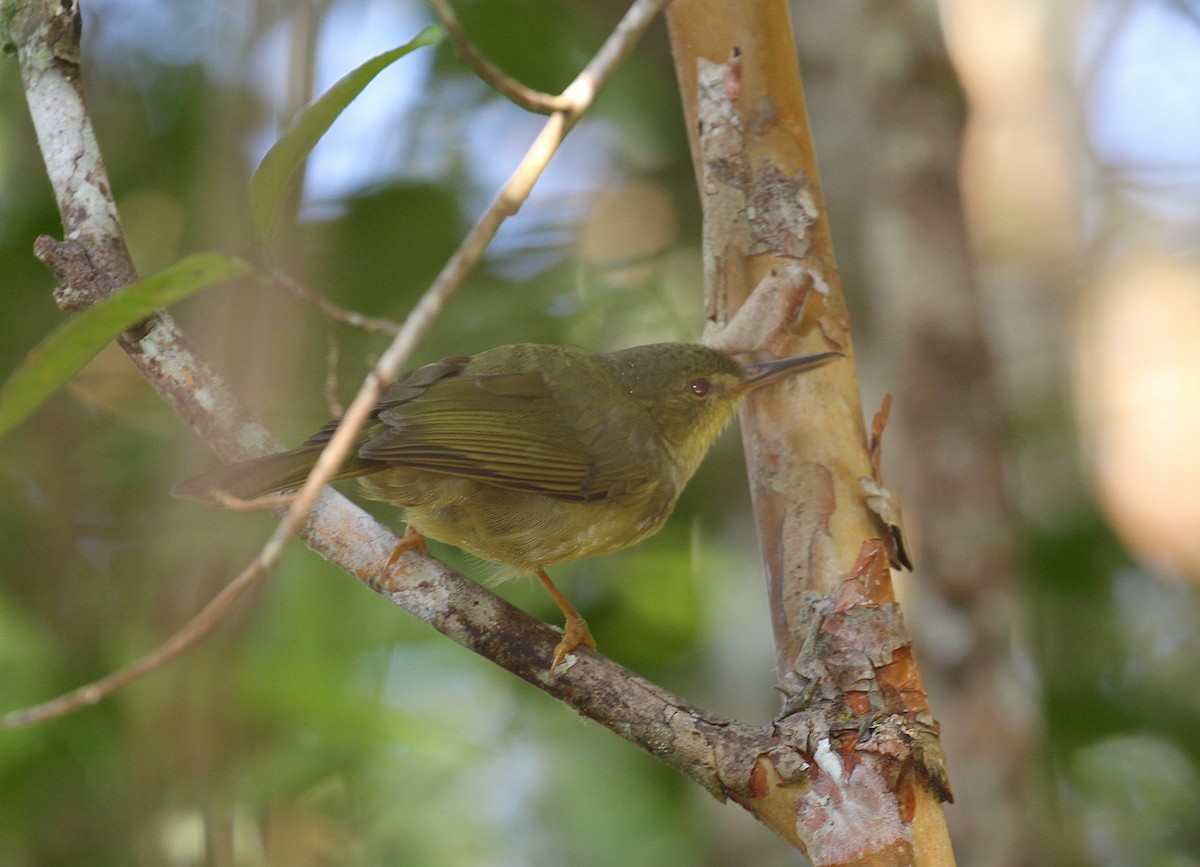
[172,447,376,502]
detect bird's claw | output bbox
[549,615,596,675]
[384,525,428,572]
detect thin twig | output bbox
[428,0,570,114]
[4,561,266,727]
[268,268,401,336]
[5,0,672,728]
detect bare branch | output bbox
[268,267,401,336]
[12,4,273,463]
[4,557,267,727]
[428,0,570,114]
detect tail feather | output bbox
[172,448,377,501]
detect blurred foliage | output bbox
[2,0,1199,865]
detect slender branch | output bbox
[268,268,401,336]
[428,0,570,114]
[4,560,267,727]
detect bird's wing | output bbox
[357,365,640,503]
[291,357,472,452]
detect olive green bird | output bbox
[175,342,838,671]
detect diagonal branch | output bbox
[4,559,267,727]
[269,268,402,336]
[428,0,570,114]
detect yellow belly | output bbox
[360,472,675,574]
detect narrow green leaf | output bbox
[250,25,444,240]
[0,252,255,439]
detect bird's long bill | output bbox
[740,350,842,392]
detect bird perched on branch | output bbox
[175,342,839,672]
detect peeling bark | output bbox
[669,1,954,862]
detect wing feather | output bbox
[359,368,609,501]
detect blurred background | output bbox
[2,0,1199,864]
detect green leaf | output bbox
[0,252,255,439]
[250,25,445,240]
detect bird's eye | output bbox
[689,378,710,396]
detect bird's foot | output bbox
[550,615,596,676]
[384,524,428,572]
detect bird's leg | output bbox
[535,567,595,674]
[384,524,428,572]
